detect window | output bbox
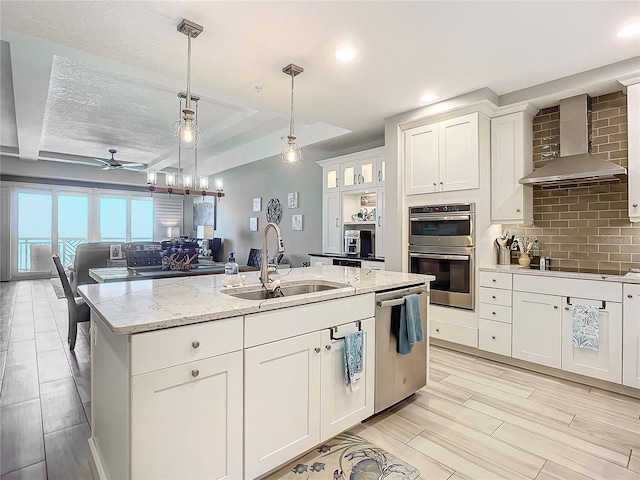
[11,186,156,278]
[131,198,153,242]
[17,192,52,272]
[58,195,89,268]
[100,197,127,242]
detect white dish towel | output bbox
[572,304,600,351]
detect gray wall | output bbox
[188,154,323,267]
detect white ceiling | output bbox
[1,1,639,181]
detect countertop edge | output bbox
[479,265,640,283]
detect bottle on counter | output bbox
[531,239,540,266]
[223,252,240,287]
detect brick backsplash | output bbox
[506,91,639,274]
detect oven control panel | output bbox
[410,203,474,215]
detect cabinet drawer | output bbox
[479,303,512,324]
[479,287,512,306]
[479,271,512,290]
[479,319,512,357]
[430,320,478,348]
[131,316,243,375]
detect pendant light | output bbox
[281,63,304,167]
[173,19,204,149]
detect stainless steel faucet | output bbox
[261,222,285,287]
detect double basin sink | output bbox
[221,280,348,301]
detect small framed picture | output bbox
[253,197,262,212]
[249,217,258,232]
[109,244,123,260]
[287,192,298,209]
[292,214,303,231]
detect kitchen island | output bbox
[79,266,433,480]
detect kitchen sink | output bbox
[222,281,348,300]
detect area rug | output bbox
[50,277,66,299]
[268,432,420,480]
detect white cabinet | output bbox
[322,192,341,254]
[623,283,640,388]
[490,107,536,224]
[244,331,321,480]
[478,271,513,357]
[323,165,340,193]
[405,112,479,195]
[244,317,375,479]
[624,82,639,222]
[341,156,377,191]
[360,259,385,271]
[131,352,243,480]
[375,186,385,258]
[512,291,562,368]
[561,297,622,383]
[91,315,244,480]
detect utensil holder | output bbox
[518,252,531,267]
[498,249,510,265]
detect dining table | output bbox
[89,263,258,283]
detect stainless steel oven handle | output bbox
[409,215,470,222]
[409,253,470,261]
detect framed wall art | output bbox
[253,197,262,212]
[287,192,298,209]
[292,214,303,231]
[249,217,258,232]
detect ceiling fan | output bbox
[93,149,144,172]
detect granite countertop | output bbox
[78,266,433,335]
[480,265,640,284]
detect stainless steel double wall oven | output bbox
[408,203,475,310]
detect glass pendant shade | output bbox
[214,177,224,192]
[281,135,303,167]
[173,108,203,149]
[199,176,209,190]
[182,173,193,190]
[146,170,158,186]
[165,172,176,188]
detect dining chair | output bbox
[52,255,90,350]
[246,248,263,269]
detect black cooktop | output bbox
[528,265,624,276]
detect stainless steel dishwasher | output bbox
[375,284,429,413]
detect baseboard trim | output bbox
[431,338,640,399]
[88,438,107,480]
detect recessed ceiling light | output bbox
[335,46,356,61]
[420,94,438,103]
[618,21,640,38]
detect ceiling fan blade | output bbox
[122,167,143,172]
[94,158,110,166]
[123,162,144,167]
[101,166,111,171]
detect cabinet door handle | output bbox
[492,279,497,283]
[378,171,382,181]
[325,345,332,351]
[335,218,339,228]
[315,347,321,353]
[335,177,339,188]
[492,295,496,299]
[192,341,200,349]
[633,203,638,208]
[191,369,200,378]
[378,216,382,227]
[491,336,496,340]
[353,174,357,185]
[629,294,634,299]
[435,328,440,333]
[554,305,558,309]
[492,312,496,315]
[516,209,521,213]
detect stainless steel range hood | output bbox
[519,94,627,185]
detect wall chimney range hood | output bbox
[519,94,627,186]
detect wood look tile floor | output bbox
[1,280,639,479]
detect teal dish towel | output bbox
[391,294,424,354]
[344,331,364,392]
[572,304,600,351]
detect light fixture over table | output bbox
[281,63,304,167]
